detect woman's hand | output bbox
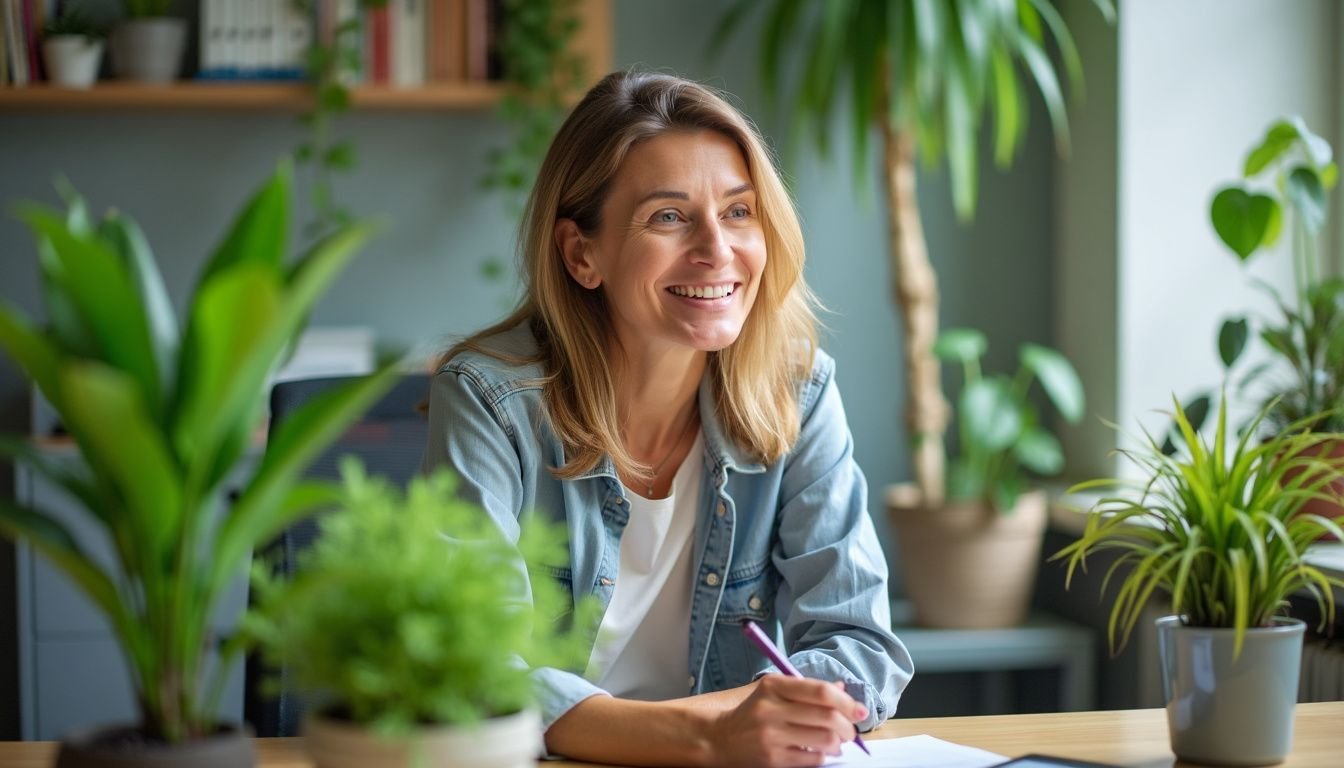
[704,675,867,767]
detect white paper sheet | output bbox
[822,734,1008,768]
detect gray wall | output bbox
[0,0,1056,736]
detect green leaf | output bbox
[1243,120,1297,176]
[1210,187,1278,261]
[945,48,979,220]
[0,305,64,412]
[961,378,1021,450]
[173,263,283,468]
[198,161,292,287]
[1021,343,1085,423]
[1013,27,1069,156]
[1321,162,1338,189]
[1285,166,1326,235]
[1218,317,1249,368]
[60,362,183,563]
[1014,426,1063,475]
[18,206,163,413]
[989,47,1023,167]
[98,212,178,397]
[324,141,356,172]
[934,327,988,362]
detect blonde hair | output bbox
[445,71,818,480]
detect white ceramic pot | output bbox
[303,708,543,768]
[109,17,185,83]
[42,36,103,89]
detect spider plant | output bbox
[1054,394,1344,658]
[0,163,399,742]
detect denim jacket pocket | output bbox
[714,558,776,625]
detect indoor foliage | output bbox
[0,164,398,741]
[1055,395,1344,656]
[933,327,1083,509]
[1179,117,1344,444]
[247,459,598,732]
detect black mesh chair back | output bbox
[244,373,431,737]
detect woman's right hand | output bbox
[703,675,867,767]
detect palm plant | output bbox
[715,0,1112,504]
[0,163,398,742]
[1054,395,1344,656]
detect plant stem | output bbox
[879,93,948,505]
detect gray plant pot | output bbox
[54,722,254,768]
[1156,615,1305,766]
[109,17,186,83]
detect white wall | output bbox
[1058,0,1339,477]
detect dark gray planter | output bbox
[1157,615,1304,766]
[54,722,254,768]
[109,18,186,83]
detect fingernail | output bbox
[855,705,869,720]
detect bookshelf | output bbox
[0,0,611,112]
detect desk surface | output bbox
[0,702,1340,767]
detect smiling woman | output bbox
[422,71,912,768]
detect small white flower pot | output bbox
[42,36,103,89]
[303,708,543,768]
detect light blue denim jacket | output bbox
[421,321,913,732]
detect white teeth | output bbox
[670,284,734,299]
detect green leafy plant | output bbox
[713,0,1113,504]
[44,5,104,39]
[934,328,1084,510]
[0,164,398,742]
[1179,117,1344,444]
[122,0,175,19]
[246,459,596,732]
[1055,395,1344,657]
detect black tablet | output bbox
[988,755,1120,768]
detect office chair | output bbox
[243,373,432,737]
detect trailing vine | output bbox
[292,0,586,250]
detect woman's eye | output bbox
[654,210,680,224]
[726,205,750,219]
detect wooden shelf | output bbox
[0,81,509,111]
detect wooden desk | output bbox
[1,702,1340,767]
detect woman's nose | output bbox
[691,219,733,267]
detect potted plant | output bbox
[109,0,186,83]
[1054,396,1344,766]
[245,459,595,768]
[889,328,1083,627]
[0,163,397,766]
[41,5,105,89]
[1178,117,1344,526]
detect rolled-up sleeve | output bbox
[422,366,609,732]
[764,359,913,732]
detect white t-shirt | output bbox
[584,431,704,700]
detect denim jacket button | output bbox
[598,577,614,587]
[715,501,727,518]
[688,675,696,689]
[748,595,762,611]
[704,572,720,587]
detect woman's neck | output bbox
[612,344,707,496]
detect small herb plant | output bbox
[934,328,1085,511]
[1055,395,1344,657]
[246,459,596,732]
[44,5,104,39]
[1177,117,1344,445]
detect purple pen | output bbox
[741,620,871,756]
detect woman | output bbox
[423,71,912,766]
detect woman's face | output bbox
[560,129,767,357]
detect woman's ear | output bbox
[554,219,601,289]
